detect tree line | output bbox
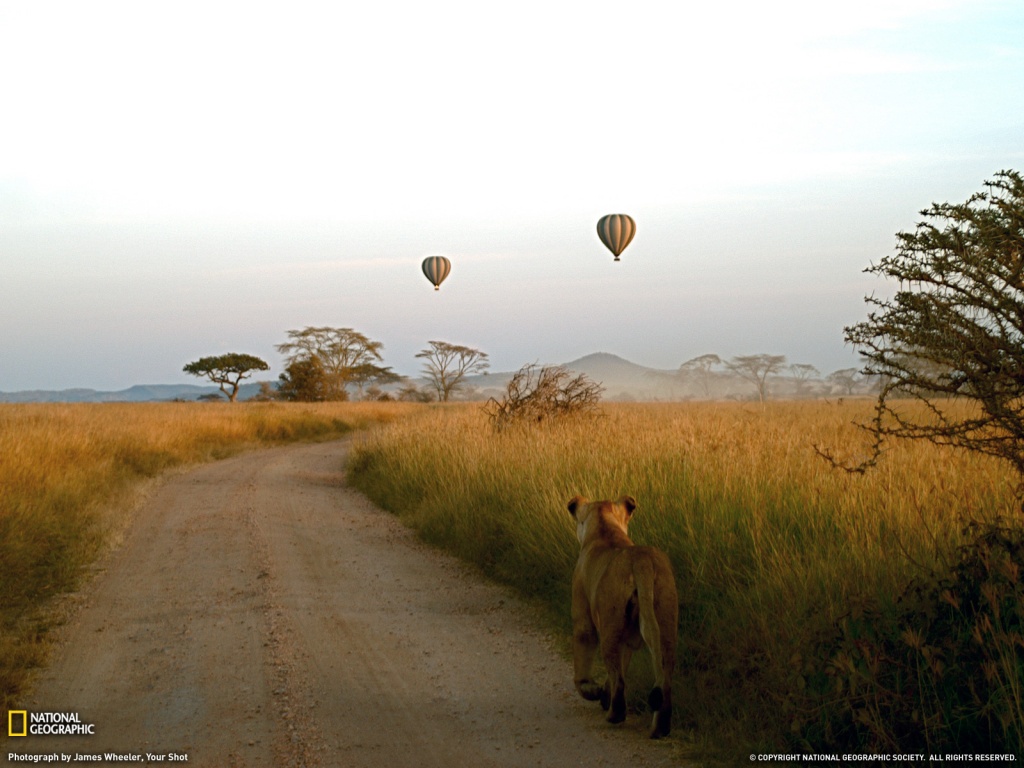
[183,329,488,403]
[673,353,871,402]
[183,339,868,404]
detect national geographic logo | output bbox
[8,711,96,736]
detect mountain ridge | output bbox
[0,381,269,403]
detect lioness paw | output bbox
[576,680,604,701]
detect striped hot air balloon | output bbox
[422,256,452,291]
[596,214,636,261]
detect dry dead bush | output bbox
[485,364,603,430]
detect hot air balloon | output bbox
[596,214,636,261]
[422,256,451,291]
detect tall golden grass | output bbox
[0,400,418,715]
[347,400,1023,754]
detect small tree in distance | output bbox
[349,363,404,400]
[679,353,722,398]
[826,368,862,396]
[183,353,269,402]
[276,355,329,402]
[416,341,490,402]
[396,382,435,402]
[726,354,787,403]
[789,363,820,398]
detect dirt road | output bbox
[13,440,688,767]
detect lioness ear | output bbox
[617,495,637,516]
[567,496,586,517]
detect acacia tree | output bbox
[726,354,787,403]
[349,363,404,400]
[182,353,269,402]
[276,327,389,401]
[397,382,434,402]
[832,170,1024,478]
[678,353,722,398]
[416,341,490,402]
[789,363,820,398]
[826,368,862,396]
[276,355,329,402]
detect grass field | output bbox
[347,400,1024,756]
[5,398,1021,756]
[0,400,417,716]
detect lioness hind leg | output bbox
[646,624,675,738]
[648,686,672,739]
[605,674,626,724]
[572,623,604,702]
[602,644,630,725]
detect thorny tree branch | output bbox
[817,171,1024,482]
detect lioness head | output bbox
[567,495,637,544]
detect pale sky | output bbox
[1,1,1022,391]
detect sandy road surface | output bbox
[12,440,688,767]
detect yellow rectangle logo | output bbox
[8,710,27,736]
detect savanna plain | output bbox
[3,399,1022,760]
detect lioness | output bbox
[568,495,678,738]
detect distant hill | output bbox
[460,352,864,402]
[0,381,270,403]
[562,352,676,395]
[462,352,680,401]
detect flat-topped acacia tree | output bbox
[416,341,489,402]
[275,326,393,401]
[183,353,270,402]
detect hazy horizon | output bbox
[3,1,1022,391]
[0,348,857,395]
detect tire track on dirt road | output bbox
[15,440,688,767]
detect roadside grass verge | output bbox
[347,401,1022,757]
[0,400,418,717]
